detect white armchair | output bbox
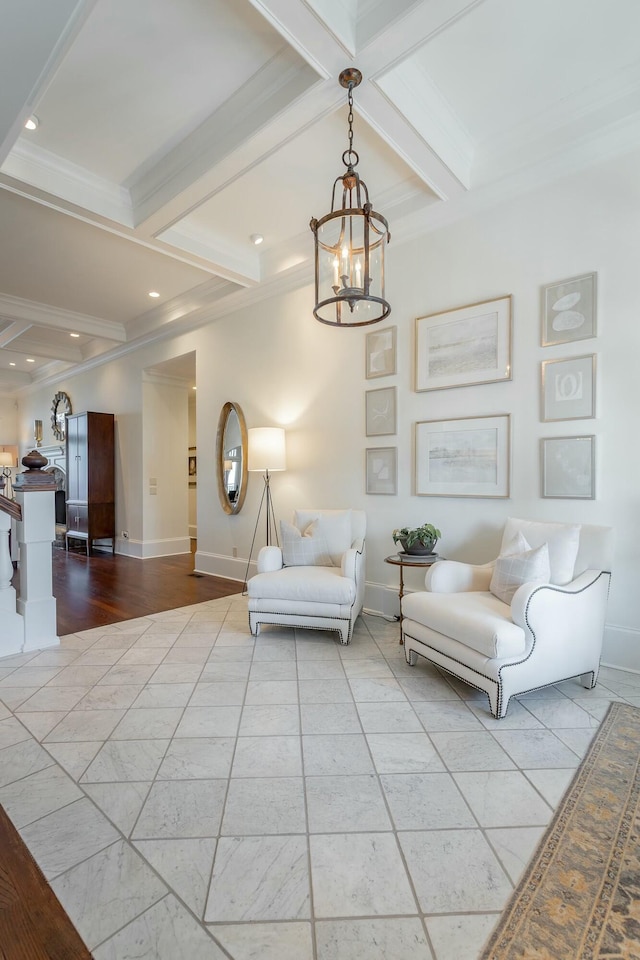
[402,518,613,718]
[247,509,366,644]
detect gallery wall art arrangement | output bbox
[365,274,598,501]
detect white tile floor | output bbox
[0,594,638,960]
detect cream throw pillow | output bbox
[280,520,334,567]
[293,510,352,566]
[490,532,551,604]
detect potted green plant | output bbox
[392,522,441,556]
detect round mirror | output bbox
[216,402,248,515]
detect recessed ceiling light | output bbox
[24,115,39,131]
[70,332,80,338]
[26,358,35,363]
[250,233,264,245]
[9,362,15,367]
[148,290,160,298]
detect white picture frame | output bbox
[365,325,397,379]
[541,435,595,499]
[541,354,596,422]
[415,296,512,392]
[542,272,597,346]
[365,386,396,437]
[366,447,397,495]
[415,414,511,498]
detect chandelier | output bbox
[310,68,391,326]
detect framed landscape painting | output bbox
[415,414,510,498]
[415,296,512,392]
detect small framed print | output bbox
[542,272,597,346]
[415,414,510,498]
[542,435,595,499]
[365,325,396,379]
[541,354,595,422]
[365,386,396,437]
[415,296,511,392]
[366,447,397,495]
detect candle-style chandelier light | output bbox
[310,68,391,326]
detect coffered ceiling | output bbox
[1,0,639,395]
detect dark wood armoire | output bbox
[65,412,115,555]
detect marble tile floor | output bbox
[0,595,638,960]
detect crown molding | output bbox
[1,141,133,226]
[0,293,126,342]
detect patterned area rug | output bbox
[481,701,640,960]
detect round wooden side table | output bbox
[384,552,440,644]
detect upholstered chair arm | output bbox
[426,560,494,593]
[341,538,365,581]
[509,569,611,680]
[510,569,609,629]
[257,545,284,573]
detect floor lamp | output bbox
[243,427,286,591]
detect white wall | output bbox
[0,396,18,445]
[140,376,190,557]
[16,146,640,668]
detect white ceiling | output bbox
[1,0,640,396]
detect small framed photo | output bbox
[365,325,396,379]
[415,414,510,498]
[541,435,595,499]
[415,296,511,392]
[188,446,197,485]
[542,272,596,346]
[366,447,397,495]
[365,386,396,437]
[541,354,595,422]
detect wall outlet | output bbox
[122,531,129,539]
[232,546,238,558]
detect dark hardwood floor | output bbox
[0,804,92,960]
[12,540,243,636]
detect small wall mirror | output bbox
[216,401,248,515]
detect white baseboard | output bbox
[602,624,640,673]
[194,550,249,585]
[364,581,400,620]
[115,537,191,559]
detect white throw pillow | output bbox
[490,536,551,604]
[293,510,352,566]
[280,520,334,567]
[501,519,580,585]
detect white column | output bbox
[15,489,59,651]
[0,510,23,655]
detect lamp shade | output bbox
[248,427,286,472]
[0,452,13,468]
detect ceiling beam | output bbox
[0,321,32,347]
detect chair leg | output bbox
[580,670,597,690]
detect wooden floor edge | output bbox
[0,804,93,959]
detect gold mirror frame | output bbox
[216,401,248,515]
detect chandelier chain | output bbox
[345,82,357,168]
